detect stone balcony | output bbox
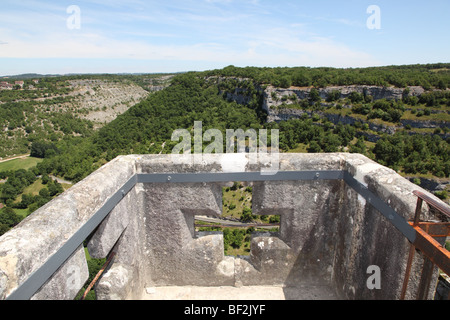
[0,153,447,300]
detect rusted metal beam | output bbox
[415,222,450,238]
[401,224,449,300]
[410,223,450,276]
[401,191,450,300]
[413,196,424,226]
[81,252,116,300]
[400,244,416,300]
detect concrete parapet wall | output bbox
[0,153,444,300]
[0,155,136,300]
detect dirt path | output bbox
[0,154,30,163]
[49,175,73,185]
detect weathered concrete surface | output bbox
[0,156,136,300]
[31,245,88,300]
[141,182,231,287]
[100,154,443,300]
[0,153,446,300]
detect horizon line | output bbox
[1,61,449,78]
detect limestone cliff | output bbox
[262,85,425,122]
[67,79,150,126]
[213,77,449,135]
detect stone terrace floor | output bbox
[142,285,340,300]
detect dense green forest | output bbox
[202,63,450,89]
[35,73,265,181]
[1,64,449,236]
[22,66,450,183]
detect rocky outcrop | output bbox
[400,119,450,129]
[215,78,448,136]
[407,177,449,193]
[67,80,150,125]
[262,85,424,120]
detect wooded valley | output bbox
[0,64,449,237]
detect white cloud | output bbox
[0,0,383,71]
[0,24,381,69]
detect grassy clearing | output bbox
[12,179,45,205]
[12,208,29,219]
[222,183,253,220]
[23,179,45,196]
[402,109,450,122]
[0,157,43,172]
[7,178,73,218]
[287,143,308,153]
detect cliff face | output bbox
[67,79,150,126]
[215,78,449,135]
[263,85,450,135]
[266,85,424,102]
[213,76,426,119]
[262,85,425,121]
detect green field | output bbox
[222,183,253,220]
[0,156,73,221]
[0,157,43,172]
[22,179,45,196]
[13,179,45,205]
[12,208,30,219]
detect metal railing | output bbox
[400,190,450,300]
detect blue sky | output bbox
[0,0,449,75]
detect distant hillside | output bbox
[0,74,172,158]
[32,65,449,185]
[1,73,58,79]
[202,63,450,89]
[1,72,177,80]
[0,64,448,184]
[2,65,447,238]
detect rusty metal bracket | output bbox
[414,222,450,238]
[400,190,450,300]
